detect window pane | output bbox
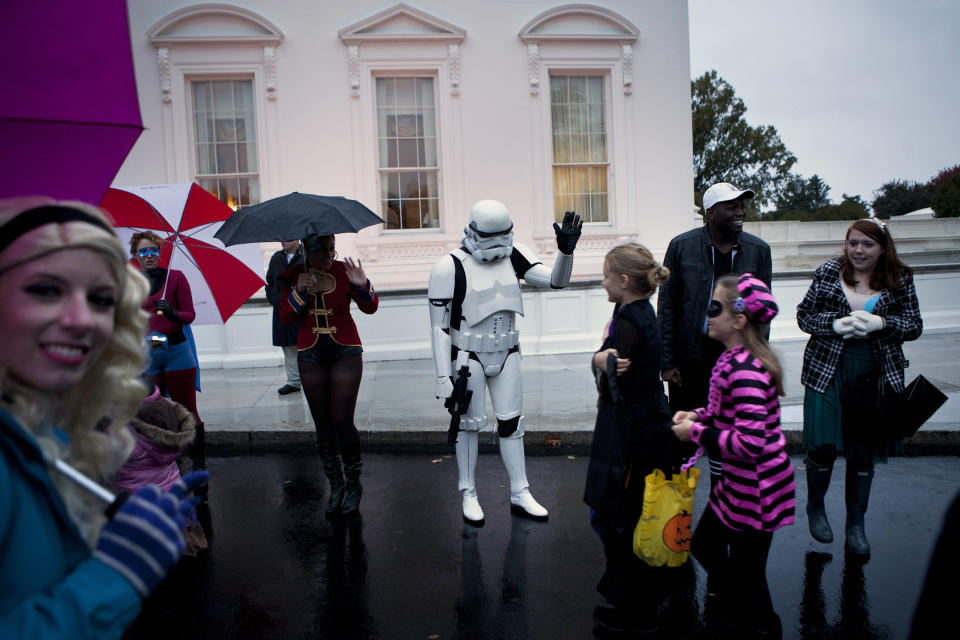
[193,82,212,113]
[395,78,416,107]
[402,199,421,229]
[397,139,418,167]
[423,171,438,198]
[376,78,393,106]
[196,144,215,174]
[242,177,259,207]
[399,171,420,199]
[212,81,234,111]
[589,134,606,162]
[423,198,439,228]
[215,118,237,142]
[589,104,605,134]
[422,137,437,166]
[550,76,567,104]
[235,81,254,112]
[569,76,586,103]
[588,76,603,103]
[417,77,434,106]
[421,107,436,138]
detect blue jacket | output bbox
[0,407,141,639]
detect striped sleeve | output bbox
[714,361,781,462]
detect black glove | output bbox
[553,211,583,255]
[154,299,181,322]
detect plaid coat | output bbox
[797,257,922,393]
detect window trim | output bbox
[188,77,262,209]
[548,72,613,225]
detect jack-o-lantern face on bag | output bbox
[663,511,693,553]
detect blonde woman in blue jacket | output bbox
[0,197,207,639]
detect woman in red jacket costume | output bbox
[129,232,202,458]
[279,234,378,516]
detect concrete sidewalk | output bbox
[198,331,960,453]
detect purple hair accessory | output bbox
[735,273,779,323]
[733,297,746,313]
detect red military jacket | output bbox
[278,260,378,349]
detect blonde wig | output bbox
[0,198,149,544]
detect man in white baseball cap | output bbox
[657,182,771,487]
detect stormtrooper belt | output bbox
[449,327,519,352]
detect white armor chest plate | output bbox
[457,251,524,326]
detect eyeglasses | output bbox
[136,247,161,257]
[707,300,724,318]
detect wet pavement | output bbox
[125,452,959,640]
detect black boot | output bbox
[341,452,363,516]
[805,457,834,543]
[319,446,345,517]
[845,464,874,557]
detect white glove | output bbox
[435,376,454,399]
[851,309,885,334]
[832,316,858,338]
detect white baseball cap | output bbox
[703,182,755,212]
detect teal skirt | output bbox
[803,340,900,464]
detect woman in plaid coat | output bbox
[797,218,922,557]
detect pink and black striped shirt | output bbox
[690,346,796,532]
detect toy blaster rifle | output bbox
[444,364,473,446]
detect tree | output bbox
[776,174,831,214]
[871,179,933,219]
[692,70,797,209]
[931,165,960,218]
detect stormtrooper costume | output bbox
[428,200,582,524]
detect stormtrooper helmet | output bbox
[463,200,514,262]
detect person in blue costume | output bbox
[0,197,208,639]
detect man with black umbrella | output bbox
[266,240,303,395]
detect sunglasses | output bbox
[707,299,724,318]
[136,247,161,257]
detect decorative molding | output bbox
[527,43,540,95]
[357,241,459,262]
[263,46,277,100]
[157,47,172,103]
[338,3,466,45]
[518,4,640,44]
[621,43,633,95]
[347,45,361,97]
[147,3,284,47]
[448,43,460,95]
[534,233,637,255]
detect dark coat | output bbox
[658,225,772,369]
[583,299,691,609]
[584,299,678,527]
[266,248,302,346]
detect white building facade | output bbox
[117,1,697,366]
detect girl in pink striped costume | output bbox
[672,273,795,639]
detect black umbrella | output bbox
[213,192,384,246]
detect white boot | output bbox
[499,434,548,520]
[456,431,484,525]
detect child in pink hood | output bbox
[113,386,208,555]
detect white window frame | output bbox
[548,71,613,225]
[188,76,263,209]
[373,74,442,232]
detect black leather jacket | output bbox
[657,225,772,369]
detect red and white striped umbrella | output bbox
[101,183,265,324]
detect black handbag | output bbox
[884,375,948,439]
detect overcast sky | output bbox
[688,0,960,205]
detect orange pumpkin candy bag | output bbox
[632,467,700,567]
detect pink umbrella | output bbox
[0,0,143,204]
[101,183,265,324]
